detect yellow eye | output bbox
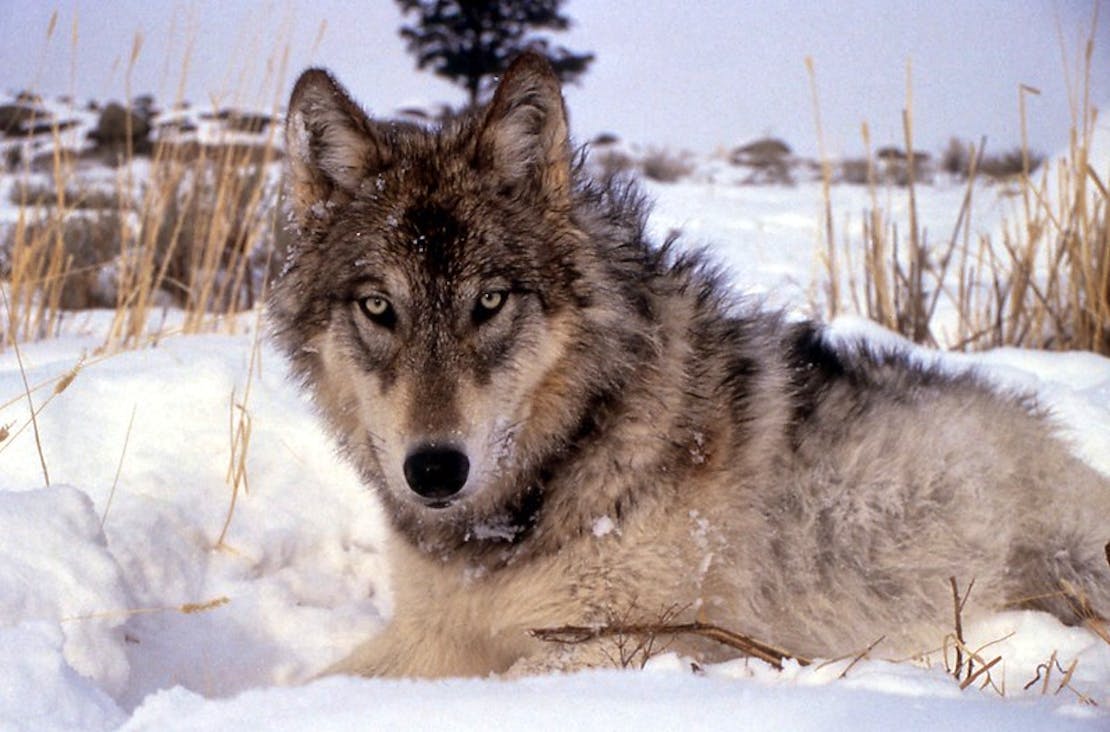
[363,297,389,316]
[357,295,396,328]
[479,291,504,311]
[473,290,508,325]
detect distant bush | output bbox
[125,151,279,316]
[838,148,933,186]
[838,158,870,185]
[199,109,279,134]
[640,147,694,183]
[3,145,22,171]
[1,210,125,311]
[0,103,43,136]
[730,137,794,185]
[938,137,1043,180]
[940,137,971,176]
[591,149,635,179]
[730,137,791,164]
[9,180,130,211]
[978,147,1043,179]
[591,132,620,146]
[87,102,153,161]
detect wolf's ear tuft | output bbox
[285,68,385,232]
[476,53,571,202]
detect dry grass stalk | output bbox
[0,356,82,458]
[0,286,50,486]
[1022,651,1097,705]
[1056,579,1110,647]
[835,635,886,680]
[825,70,965,348]
[215,273,271,549]
[943,633,1008,695]
[806,56,838,317]
[215,386,252,549]
[958,654,1001,690]
[61,595,230,622]
[100,403,137,530]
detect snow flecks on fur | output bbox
[465,516,527,543]
[286,110,312,168]
[591,516,617,538]
[687,510,718,592]
[486,417,520,473]
[689,430,708,465]
[308,200,333,221]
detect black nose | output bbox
[403,446,470,501]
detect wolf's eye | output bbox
[473,290,507,325]
[357,296,397,329]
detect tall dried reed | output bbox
[821,11,1107,355]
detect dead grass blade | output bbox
[1,286,50,486]
[61,596,229,622]
[100,403,137,530]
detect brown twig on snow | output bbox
[948,576,975,680]
[958,654,1001,690]
[837,635,886,680]
[530,620,810,671]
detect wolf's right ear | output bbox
[284,69,386,233]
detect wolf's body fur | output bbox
[270,54,1110,678]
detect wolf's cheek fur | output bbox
[453,310,578,495]
[304,329,396,488]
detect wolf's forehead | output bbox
[356,198,497,282]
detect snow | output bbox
[591,515,616,538]
[3,160,1110,727]
[113,665,1105,732]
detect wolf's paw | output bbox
[504,640,626,678]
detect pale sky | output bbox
[1,1,1107,158]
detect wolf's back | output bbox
[737,323,1110,655]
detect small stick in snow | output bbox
[530,621,810,670]
[837,635,886,680]
[948,576,974,680]
[959,655,1001,690]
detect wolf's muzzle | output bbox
[403,445,470,504]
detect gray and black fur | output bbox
[270,53,1110,677]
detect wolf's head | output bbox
[271,54,655,554]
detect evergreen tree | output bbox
[396,0,594,107]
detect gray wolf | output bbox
[269,53,1110,678]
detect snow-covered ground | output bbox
[2,156,1110,727]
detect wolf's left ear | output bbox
[284,68,387,233]
[476,53,571,202]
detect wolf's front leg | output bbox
[320,619,517,679]
[319,626,405,678]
